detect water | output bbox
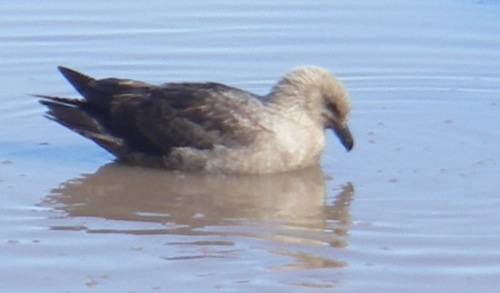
[1,0,499,292]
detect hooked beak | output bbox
[333,123,354,151]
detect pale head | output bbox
[272,66,354,151]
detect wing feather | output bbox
[108,83,265,154]
[43,66,267,159]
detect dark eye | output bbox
[326,103,339,116]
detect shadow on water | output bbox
[41,163,355,269]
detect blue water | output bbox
[1,0,499,292]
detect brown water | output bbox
[1,1,499,292]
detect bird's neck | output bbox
[266,82,323,128]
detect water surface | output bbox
[1,0,499,292]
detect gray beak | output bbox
[333,123,354,151]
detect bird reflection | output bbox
[42,163,354,270]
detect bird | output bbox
[38,65,353,174]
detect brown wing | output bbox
[41,67,266,158]
[108,82,266,154]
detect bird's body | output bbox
[39,66,353,174]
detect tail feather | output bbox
[38,66,162,165]
[38,95,103,134]
[38,95,128,157]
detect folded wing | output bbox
[39,67,266,161]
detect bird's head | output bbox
[276,66,354,151]
[317,70,354,151]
